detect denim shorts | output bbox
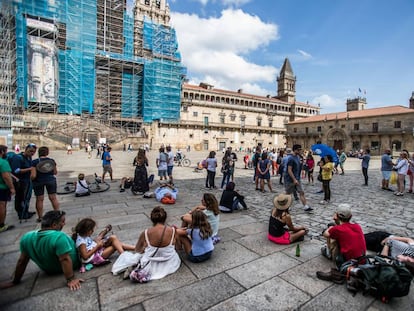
[188,250,213,263]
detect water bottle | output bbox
[295,244,301,257]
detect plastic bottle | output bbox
[295,244,301,257]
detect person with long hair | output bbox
[132,148,150,194]
[72,218,134,268]
[393,151,409,196]
[181,193,220,240]
[176,210,214,263]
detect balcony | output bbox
[349,127,412,136]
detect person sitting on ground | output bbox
[72,218,135,270]
[0,210,83,291]
[181,193,220,243]
[154,183,178,204]
[268,194,307,245]
[380,235,414,262]
[75,173,90,197]
[176,210,214,263]
[316,204,366,283]
[119,176,133,193]
[131,206,181,281]
[218,182,248,213]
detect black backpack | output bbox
[340,255,413,303]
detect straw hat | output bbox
[273,194,292,210]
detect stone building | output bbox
[149,58,320,151]
[286,94,414,155]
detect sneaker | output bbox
[320,245,332,259]
[120,188,125,192]
[0,224,15,233]
[304,205,313,212]
[315,190,324,194]
[319,200,328,205]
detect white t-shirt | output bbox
[75,180,89,194]
[76,235,97,263]
[206,158,217,172]
[167,151,174,166]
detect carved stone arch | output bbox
[326,128,347,151]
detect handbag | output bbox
[129,225,167,283]
[317,173,323,182]
[111,251,142,275]
[389,171,397,185]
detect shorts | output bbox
[285,181,304,194]
[158,169,167,177]
[124,180,133,189]
[103,164,112,174]
[33,181,57,196]
[382,170,391,180]
[268,232,291,245]
[188,250,213,263]
[0,188,11,201]
[167,165,173,176]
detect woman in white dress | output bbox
[134,206,181,280]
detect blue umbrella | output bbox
[311,144,339,163]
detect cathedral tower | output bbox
[276,58,296,104]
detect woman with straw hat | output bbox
[268,194,308,244]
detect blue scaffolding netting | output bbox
[11,0,186,122]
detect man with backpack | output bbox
[316,204,366,282]
[10,143,37,221]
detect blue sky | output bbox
[168,0,414,113]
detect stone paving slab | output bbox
[0,150,413,310]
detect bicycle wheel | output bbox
[89,182,110,193]
[182,159,191,167]
[56,182,76,195]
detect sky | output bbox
[167,0,414,113]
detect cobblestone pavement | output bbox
[0,150,413,310]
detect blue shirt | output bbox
[360,154,370,169]
[102,151,111,165]
[187,228,214,256]
[284,154,301,183]
[381,153,393,171]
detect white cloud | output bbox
[171,9,279,94]
[297,49,312,60]
[311,94,343,112]
[192,0,252,6]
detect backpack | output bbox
[364,231,391,253]
[6,151,17,168]
[339,255,413,303]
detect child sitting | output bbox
[176,210,214,263]
[72,218,135,270]
[75,173,90,197]
[268,194,308,244]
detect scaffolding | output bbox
[0,2,17,128]
[2,0,186,136]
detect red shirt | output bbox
[329,222,366,260]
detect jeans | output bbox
[322,179,331,201]
[221,172,231,188]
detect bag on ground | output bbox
[111,251,142,275]
[339,255,412,303]
[364,231,391,253]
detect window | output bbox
[394,121,401,128]
[204,116,209,127]
[341,124,345,128]
[317,126,322,132]
[352,141,360,150]
[182,105,188,112]
[230,114,236,121]
[219,113,225,124]
[293,128,297,133]
[189,133,193,138]
[257,119,262,127]
[354,123,359,131]
[155,0,161,9]
[145,0,150,5]
[269,120,273,127]
[372,122,378,133]
[193,111,198,117]
[305,127,309,134]
[371,141,380,150]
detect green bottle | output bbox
[295,244,301,257]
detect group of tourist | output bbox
[0,144,59,233]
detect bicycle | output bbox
[57,173,110,194]
[173,154,191,167]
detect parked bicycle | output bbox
[57,173,110,194]
[174,154,191,167]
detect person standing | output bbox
[320,155,334,205]
[284,144,313,212]
[156,146,168,181]
[338,150,347,175]
[359,149,371,186]
[0,145,15,233]
[205,151,217,189]
[306,152,315,185]
[101,146,113,183]
[10,143,37,221]
[220,149,232,189]
[0,210,83,291]
[166,146,175,185]
[228,147,237,182]
[31,146,60,222]
[381,148,394,191]
[408,152,414,193]
[393,151,409,196]
[257,152,273,193]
